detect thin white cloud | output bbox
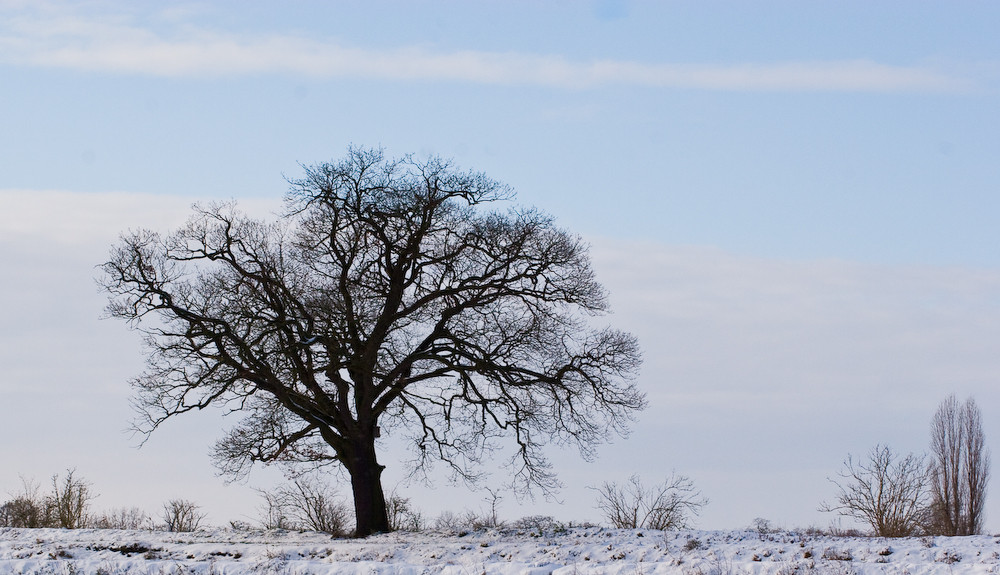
[0,4,970,93]
[0,189,282,245]
[592,240,1000,405]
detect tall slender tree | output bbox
[928,394,990,535]
[102,148,645,536]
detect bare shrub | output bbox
[928,394,990,535]
[258,478,349,535]
[511,515,564,533]
[430,489,508,533]
[935,549,961,564]
[1,472,97,529]
[287,478,349,535]
[229,519,253,531]
[386,492,424,532]
[752,517,774,539]
[593,473,707,530]
[434,510,462,531]
[0,477,50,528]
[827,522,865,538]
[257,489,294,530]
[795,525,827,537]
[162,499,206,532]
[0,498,43,528]
[451,488,505,531]
[461,509,501,531]
[434,509,493,532]
[48,469,96,529]
[820,445,927,537]
[92,507,151,530]
[822,547,853,561]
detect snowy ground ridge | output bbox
[1,526,999,574]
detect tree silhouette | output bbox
[928,395,990,535]
[102,148,644,536]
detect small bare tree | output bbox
[162,499,206,532]
[928,394,990,535]
[963,398,990,534]
[594,474,707,530]
[820,445,928,537]
[48,469,95,529]
[258,477,350,535]
[478,487,504,529]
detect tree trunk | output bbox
[347,439,390,537]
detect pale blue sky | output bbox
[2,1,1000,530]
[3,0,999,265]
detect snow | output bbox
[1,526,999,574]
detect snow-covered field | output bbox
[1,526,998,574]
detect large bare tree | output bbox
[928,394,990,535]
[101,148,644,536]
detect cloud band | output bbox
[0,5,969,93]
